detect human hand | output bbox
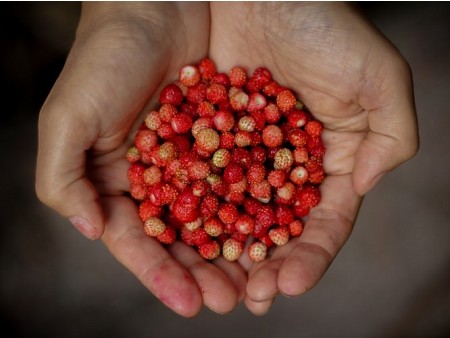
[35,2,247,317]
[209,2,419,314]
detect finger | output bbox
[354,57,419,195]
[244,295,274,316]
[169,244,244,314]
[101,196,203,317]
[213,258,248,303]
[36,106,104,240]
[277,174,361,296]
[246,259,282,303]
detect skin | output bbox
[35,2,418,317]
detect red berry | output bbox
[171,112,193,134]
[159,84,183,106]
[248,242,267,262]
[218,203,239,224]
[305,120,324,137]
[138,200,163,221]
[289,220,304,237]
[276,89,296,112]
[229,66,247,88]
[198,58,216,80]
[156,226,177,245]
[268,226,289,246]
[198,240,220,260]
[290,165,309,186]
[144,217,166,237]
[222,238,244,261]
[195,127,220,153]
[135,129,158,153]
[247,92,267,112]
[206,83,227,104]
[235,214,255,235]
[262,125,284,148]
[223,163,244,184]
[179,65,201,87]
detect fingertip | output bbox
[244,296,274,316]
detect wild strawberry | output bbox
[250,131,262,146]
[174,80,188,96]
[187,160,211,181]
[195,128,220,153]
[203,217,224,237]
[212,110,235,132]
[295,185,321,208]
[191,180,209,197]
[237,116,255,133]
[287,109,309,128]
[264,103,281,124]
[229,89,249,111]
[223,163,244,184]
[144,110,162,130]
[259,234,275,249]
[180,102,198,117]
[127,163,146,185]
[293,147,309,164]
[170,134,191,152]
[143,166,162,186]
[222,238,244,261]
[218,203,239,224]
[276,182,295,203]
[157,122,176,140]
[274,148,294,170]
[250,145,266,163]
[229,66,247,88]
[252,67,272,87]
[179,65,201,87]
[148,183,171,206]
[200,194,219,218]
[293,203,310,218]
[231,148,252,169]
[184,217,203,232]
[308,168,325,184]
[225,191,245,204]
[228,178,248,194]
[212,148,231,168]
[126,146,140,163]
[186,82,208,104]
[268,226,290,246]
[171,112,193,134]
[130,183,147,201]
[249,180,272,203]
[135,129,158,153]
[262,125,284,148]
[198,240,220,260]
[159,103,178,123]
[245,78,262,93]
[138,200,163,221]
[172,202,200,223]
[234,131,252,148]
[189,227,209,246]
[268,169,286,188]
[206,83,227,104]
[197,101,216,117]
[180,226,195,246]
[276,89,296,112]
[275,205,295,226]
[290,165,309,186]
[212,72,231,88]
[305,157,323,173]
[249,110,267,131]
[219,132,236,149]
[288,220,304,237]
[211,180,229,197]
[191,117,213,138]
[305,120,323,137]
[246,163,266,184]
[235,214,255,235]
[309,143,326,159]
[198,57,216,80]
[243,197,262,216]
[156,226,177,245]
[158,141,178,162]
[247,92,267,112]
[263,80,284,97]
[144,217,166,237]
[288,129,309,148]
[248,241,268,262]
[159,83,183,106]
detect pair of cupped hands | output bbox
[36,2,418,316]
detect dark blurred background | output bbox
[1,2,449,337]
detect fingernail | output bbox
[69,216,97,240]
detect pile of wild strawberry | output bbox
[126,58,325,262]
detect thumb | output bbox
[36,93,105,240]
[352,60,419,196]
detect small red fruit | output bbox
[159,84,183,106]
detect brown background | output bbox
[1,2,449,337]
